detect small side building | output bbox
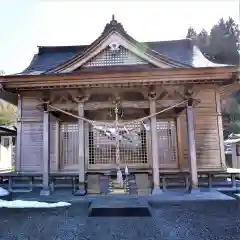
[0,125,16,172]
[224,134,240,169]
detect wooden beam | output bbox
[83,100,185,110]
[2,66,236,89]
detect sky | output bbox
[0,0,239,74]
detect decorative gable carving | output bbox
[52,16,189,73]
[82,45,149,68]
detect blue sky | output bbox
[0,0,238,74]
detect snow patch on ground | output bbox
[227,168,240,173]
[0,187,70,208]
[227,178,240,182]
[0,187,9,197]
[0,200,71,208]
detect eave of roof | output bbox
[0,66,237,91]
[0,126,17,134]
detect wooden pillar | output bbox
[215,90,226,167]
[149,96,163,194]
[55,119,60,171]
[236,144,240,170]
[16,94,22,172]
[231,143,239,187]
[232,143,237,168]
[186,99,198,190]
[40,109,51,196]
[76,102,86,195]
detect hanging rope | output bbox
[45,100,188,145]
[43,99,187,146]
[47,99,188,127]
[124,100,188,125]
[44,98,190,188]
[113,99,188,135]
[47,104,115,128]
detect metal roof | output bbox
[20,39,227,75]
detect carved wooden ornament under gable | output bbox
[147,86,185,101]
[47,89,89,105]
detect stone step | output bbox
[87,175,101,194]
[89,198,151,217]
[135,173,151,196]
[109,191,127,195]
[137,189,151,196]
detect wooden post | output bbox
[76,102,86,195]
[186,99,199,190]
[236,144,240,171]
[149,96,163,194]
[55,119,60,171]
[215,89,226,167]
[40,109,51,196]
[16,94,22,172]
[232,143,237,168]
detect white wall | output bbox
[0,136,14,171]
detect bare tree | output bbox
[0,70,17,125]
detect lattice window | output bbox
[119,123,147,165]
[83,46,148,67]
[59,122,79,169]
[157,119,177,166]
[88,122,147,165]
[88,125,116,165]
[12,144,16,170]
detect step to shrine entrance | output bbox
[86,173,152,196]
[88,197,152,217]
[108,177,128,195]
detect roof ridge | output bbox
[38,44,89,48]
[145,38,191,44]
[38,39,191,49]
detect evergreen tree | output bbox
[186,27,197,38]
[186,17,240,137]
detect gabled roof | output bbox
[0,125,17,135]
[20,16,228,75]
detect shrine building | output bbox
[0,16,238,196]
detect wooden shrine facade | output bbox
[0,16,238,195]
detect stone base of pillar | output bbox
[74,183,86,196]
[189,187,201,194]
[40,187,51,196]
[152,187,163,195]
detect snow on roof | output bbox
[224,138,240,144]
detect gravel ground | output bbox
[0,200,239,240]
